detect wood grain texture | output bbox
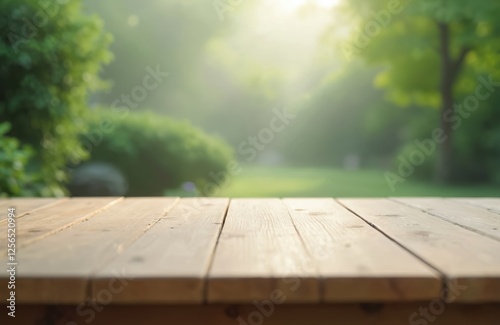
[340,198,500,302]
[0,198,178,304]
[208,199,320,303]
[1,197,500,307]
[452,198,500,215]
[5,303,500,325]
[0,198,64,222]
[0,197,121,253]
[93,198,228,304]
[284,198,441,302]
[394,198,500,241]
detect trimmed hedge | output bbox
[84,109,234,196]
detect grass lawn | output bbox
[214,166,500,197]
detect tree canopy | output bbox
[0,0,112,195]
[341,0,500,181]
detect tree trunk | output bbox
[436,22,470,183]
[437,22,454,183]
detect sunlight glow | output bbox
[127,15,139,27]
[272,0,340,11]
[314,0,341,8]
[219,0,342,100]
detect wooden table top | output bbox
[1,197,499,305]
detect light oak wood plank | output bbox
[208,199,320,303]
[339,198,500,302]
[0,197,179,304]
[283,198,441,302]
[0,197,122,253]
[394,198,500,241]
[0,198,65,222]
[452,198,500,215]
[6,303,500,325]
[92,198,229,304]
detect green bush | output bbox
[85,109,234,196]
[0,122,42,197]
[0,0,112,195]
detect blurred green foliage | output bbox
[338,0,500,182]
[0,122,40,197]
[0,0,112,195]
[283,63,409,167]
[87,109,234,196]
[341,0,500,103]
[2,0,499,197]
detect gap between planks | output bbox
[0,198,180,304]
[391,197,500,242]
[451,198,500,215]
[0,198,67,223]
[285,198,440,302]
[339,198,500,303]
[91,198,228,304]
[0,197,124,256]
[207,198,441,304]
[2,197,498,305]
[202,199,231,303]
[337,198,448,279]
[207,198,322,304]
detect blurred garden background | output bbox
[1,0,499,198]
